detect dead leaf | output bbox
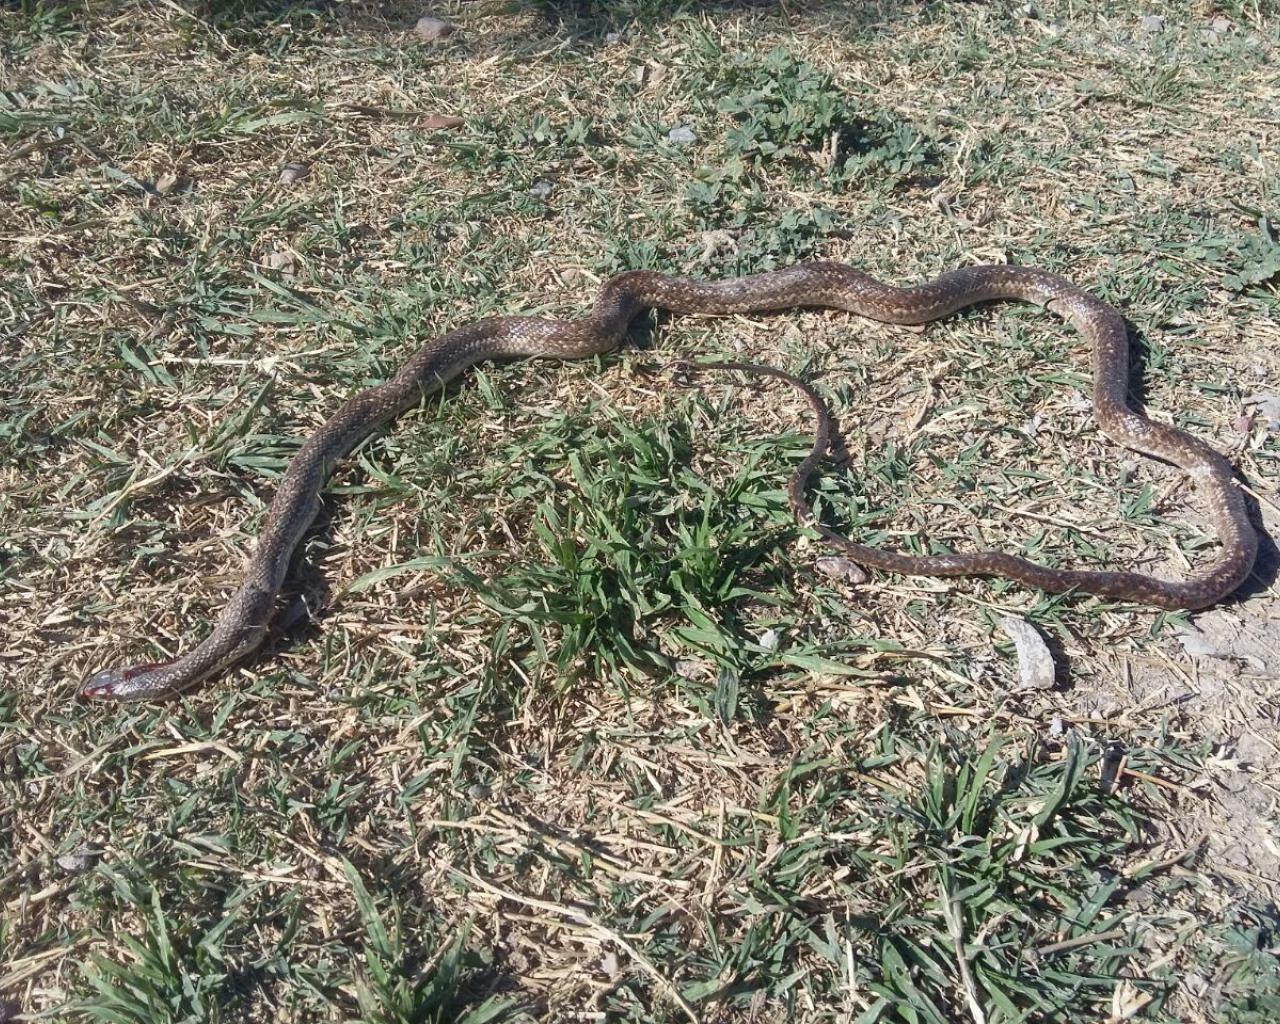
[1109,978,1153,1020]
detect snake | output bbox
[79,262,1259,702]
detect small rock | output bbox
[928,189,955,215]
[814,556,869,584]
[1049,715,1065,737]
[420,113,464,130]
[605,31,622,44]
[56,846,102,875]
[666,125,697,146]
[263,250,294,272]
[697,229,738,262]
[1244,394,1280,430]
[1178,626,1221,659]
[1123,883,1156,910]
[154,171,179,194]
[676,657,713,680]
[414,16,456,41]
[1235,732,1272,766]
[1209,16,1233,35]
[278,162,310,185]
[1140,14,1166,33]
[1100,741,1126,789]
[528,179,553,199]
[757,628,780,652]
[999,615,1056,691]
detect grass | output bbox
[3,0,1280,1021]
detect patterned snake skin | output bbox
[80,262,1258,702]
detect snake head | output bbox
[79,662,173,702]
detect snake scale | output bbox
[80,262,1258,702]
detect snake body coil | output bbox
[80,262,1258,702]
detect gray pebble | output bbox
[814,556,869,584]
[278,162,310,185]
[415,16,457,41]
[57,846,102,875]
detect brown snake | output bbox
[80,262,1258,702]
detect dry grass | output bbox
[3,0,1279,1021]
